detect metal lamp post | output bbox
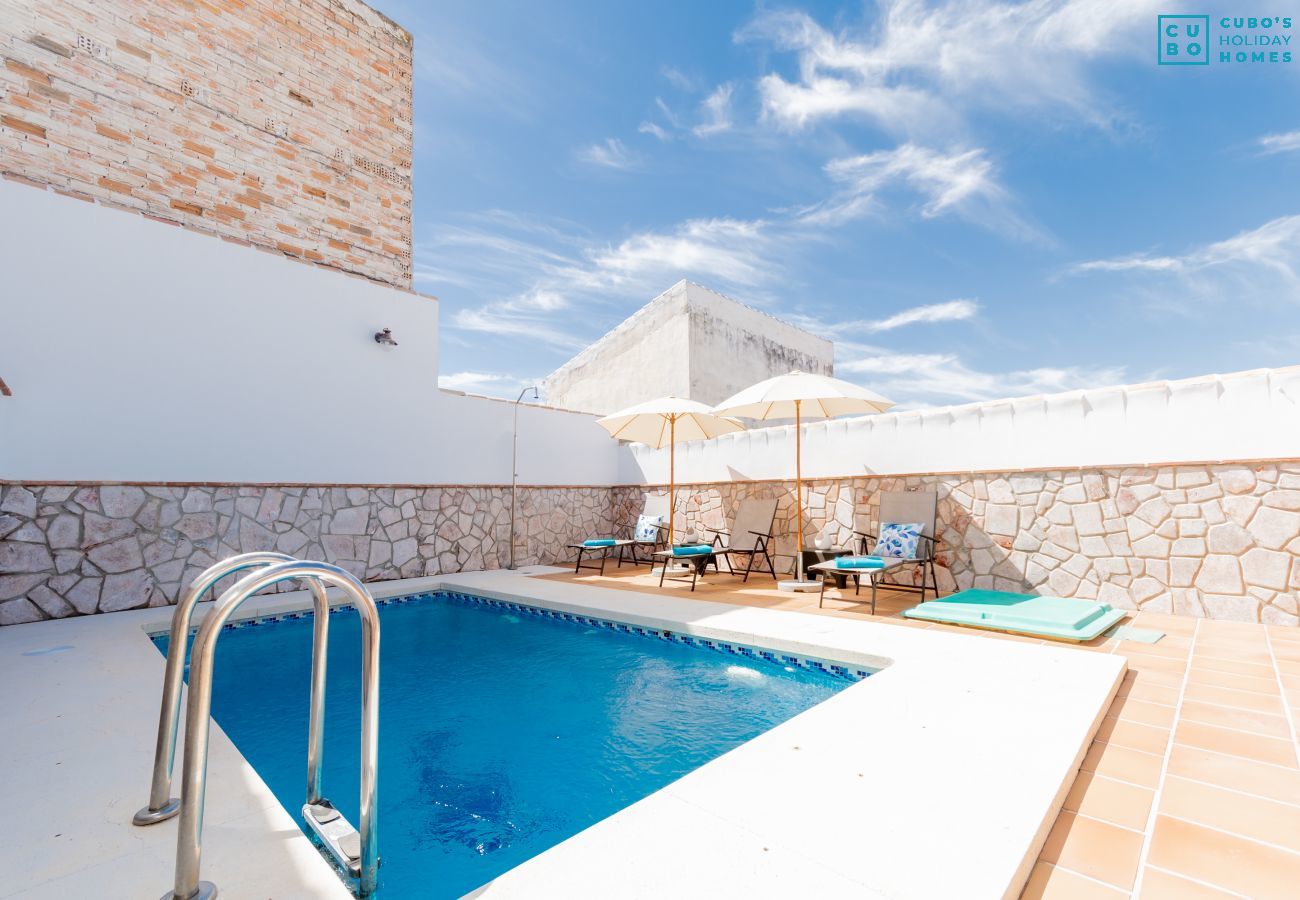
[509,386,539,569]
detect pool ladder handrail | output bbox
[134,552,327,826]
[148,558,381,900]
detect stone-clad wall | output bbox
[4,462,1299,626]
[0,0,413,286]
[0,483,614,624]
[616,461,1300,625]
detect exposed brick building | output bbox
[0,0,413,287]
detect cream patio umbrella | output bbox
[712,371,894,589]
[596,397,745,545]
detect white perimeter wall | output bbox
[0,182,628,485]
[626,367,1300,484]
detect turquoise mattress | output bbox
[902,589,1126,641]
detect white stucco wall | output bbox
[0,181,627,485]
[686,282,833,405]
[542,280,833,415]
[628,367,1300,483]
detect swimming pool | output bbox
[157,591,857,897]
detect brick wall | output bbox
[0,0,413,287]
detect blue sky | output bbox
[375,0,1300,407]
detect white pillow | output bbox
[635,514,663,541]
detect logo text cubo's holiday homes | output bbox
[1158,14,1293,66]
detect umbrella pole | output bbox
[669,416,676,547]
[795,400,803,580]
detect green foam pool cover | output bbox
[902,589,1126,641]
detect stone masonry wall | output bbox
[0,483,613,624]
[0,0,413,286]
[4,462,1298,626]
[616,460,1300,626]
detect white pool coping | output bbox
[1,569,1125,899]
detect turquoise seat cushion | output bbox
[671,544,712,556]
[836,555,886,569]
[877,522,923,558]
[582,539,617,547]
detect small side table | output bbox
[801,547,852,588]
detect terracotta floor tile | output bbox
[1108,695,1178,727]
[1178,699,1293,739]
[1081,740,1164,788]
[1064,771,1155,831]
[1275,657,1300,676]
[1191,655,1279,679]
[1185,667,1280,695]
[1137,866,1242,899]
[1160,774,1300,854]
[1124,655,1188,677]
[1147,815,1300,899]
[1267,626,1300,644]
[1174,719,1298,767]
[1120,641,1191,663]
[1096,717,1171,755]
[1120,667,1184,692]
[1194,646,1275,667]
[1039,811,1143,891]
[1166,744,1300,804]
[1182,681,1286,716]
[1133,612,1199,635]
[1200,619,1271,636]
[1022,862,1129,899]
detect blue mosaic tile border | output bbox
[156,589,873,682]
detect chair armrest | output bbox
[702,525,729,535]
[746,529,771,539]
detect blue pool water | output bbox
[159,593,850,897]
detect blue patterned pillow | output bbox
[634,515,663,542]
[877,522,923,558]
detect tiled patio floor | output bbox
[539,565,1300,899]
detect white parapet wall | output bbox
[626,366,1300,484]
[0,181,628,486]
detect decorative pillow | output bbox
[876,522,923,559]
[634,514,664,542]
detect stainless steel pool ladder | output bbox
[135,555,381,900]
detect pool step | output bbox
[304,800,365,876]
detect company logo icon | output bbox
[1159,14,1211,64]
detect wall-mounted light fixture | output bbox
[373,328,398,347]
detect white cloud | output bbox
[581,217,776,289]
[638,121,671,141]
[869,298,979,331]
[738,2,1159,135]
[838,345,1125,406]
[438,371,538,394]
[451,288,587,350]
[661,65,698,91]
[1071,215,1300,288]
[787,299,979,337]
[576,137,641,170]
[693,83,735,137]
[797,144,1040,240]
[1258,130,1300,155]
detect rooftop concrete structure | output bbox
[541,280,834,415]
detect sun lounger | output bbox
[653,498,778,591]
[901,589,1126,641]
[568,496,671,575]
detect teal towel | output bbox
[836,555,886,569]
[671,545,712,556]
[583,539,617,547]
